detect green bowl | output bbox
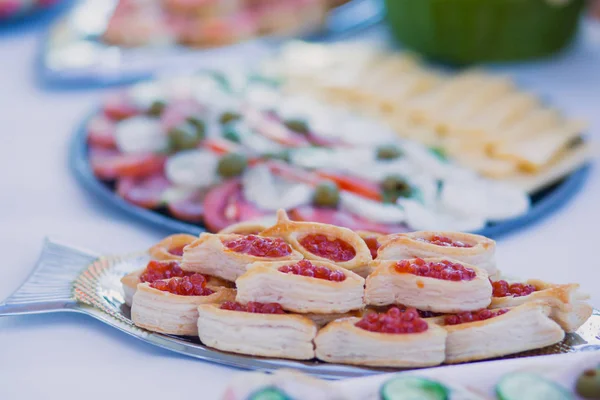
[384,0,584,64]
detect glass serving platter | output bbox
[1,239,598,379]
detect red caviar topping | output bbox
[139,260,193,283]
[395,258,476,281]
[418,235,473,248]
[150,274,214,296]
[278,260,346,282]
[444,309,509,325]
[355,307,428,334]
[299,234,356,262]
[220,301,285,314]
[492,280,536,298]
[362,236,380,259]
[224,235,292,257]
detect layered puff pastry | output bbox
[218,221,270,235]
[314,312,447,367]
[490,279,593,333]
[148,234,197,261]
[365,259,492,313]
[235,260,365,314]
[434,301,565,363]
[377,231,498,278]
[197,304,317,360]
[131,281,236,336]
[260,210,372,276]
[181,232,303,282]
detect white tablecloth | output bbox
[0,19,599,400]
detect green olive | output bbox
[168,122,203,151]
[377,144,403,160]
[147,100,166,117]
[217,153,248,178]
[284,119,310,135]
[381,175,413,203]
[576,369,600,399]
[219,111,241,125]
[313,181,340,208]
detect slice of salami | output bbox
[90,147,166,180]
[103,93,140,121]
[289,205,409,234]
[87,115,117,149]
[167,191,205,223]
[202,179,243,232]
[116,173,171,209]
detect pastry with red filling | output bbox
[365,258,492,313]
[490,279,592,332]
[197,302,317,360]
[260,210,372,277]
[181,232,303,282]
[236,259,365,314]
[148,233,197,261]
[131,274,236,335]
[314,307,446,367]
[377,231,498,278]
[431,301,565,363]
[218,221,271,235]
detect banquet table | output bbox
[0,16,599,400]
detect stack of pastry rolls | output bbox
[122,210,592,367]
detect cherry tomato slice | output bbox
[116,173,171,209]
[90,147,166,180]
[87,115,117,149]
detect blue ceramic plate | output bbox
[70,113,591,239]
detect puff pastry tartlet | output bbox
[357,230,384,260]
[218,221,270,235]
[365,258,492,313]
[236,260,365,314]
[182,232,303,282]
[149,234,197,261]
[131,275,236,335]
[314,307,447,367]
[121,260,231,307]
[197,302,317,360]
[436,301,565,363]
[305,310,364,328]
[377,231,498,278]
[260,210,372,276]
[490,279,592,332]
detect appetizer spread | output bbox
[0,0,59,19]
[102,0,345,48]
[87,65,538,234]
[120,210,592,368]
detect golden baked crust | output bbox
[377,231,498,278]
[236,260,365,314]
[434,301,565,363]
[218,221,270,235]
[182,232,303,282]
[149,234,197,261]
[197,304,317,360]
[260,210,372,272]
[314,317,446,367]
[131,283,236,336]
[365,259,492,313]
[490,279,592,333]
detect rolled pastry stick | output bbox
[121,260,232,307]
[218,221,270,235]
[236,260,365,314]
[434,301,565,363]
[365,258,492,313]
[304,310,364,328]
[490,279,592,333]
[314,307,447,367]
[182,232,303,282]
[149,234,197,261]
[377,231,498,278]
[197,303,317,360]
[260,210,372,276]
[131,278,236,335]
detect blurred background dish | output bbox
[384,0,585,63]
[0,0,63,21]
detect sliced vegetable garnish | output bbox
[248,387,290,400]
[316,171,382,202]
[496,372,572,400]
[217,153,249,178]
[377,144,403,160]
[380,376,449,400]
